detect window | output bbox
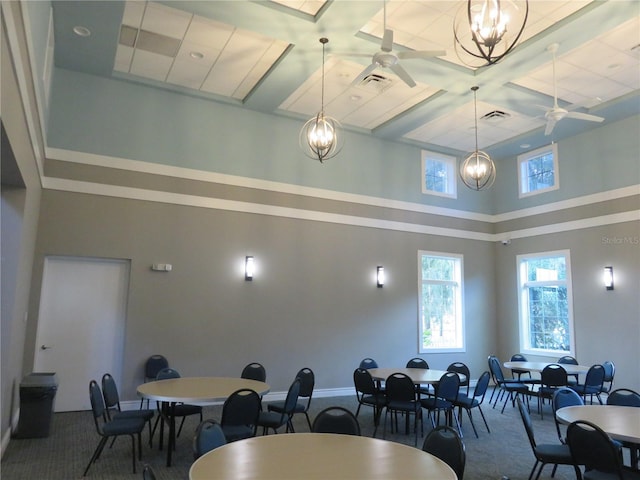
[517,250,575,357]
[422,151,457,198]
[518,143,559,197]
[418,251,464,353]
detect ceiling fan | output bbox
[539,43,604,136]
[346,1,445,88]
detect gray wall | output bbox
[1,4,43,449]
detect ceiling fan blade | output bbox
[564,111,604,123]
[397,50,446,60]
[381,29,393,52]
[544,118,557,136]
[333,52,372,59]
[389,63,416,88]
[350,63,378,87]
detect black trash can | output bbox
[15,372,58,438]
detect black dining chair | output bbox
[359,358,379,369]
[447,361,471,398]
[258,378,300,435]
[382,372,423,446]
[240,362,266,382]
[488,355,530,413]
[192,419,226,460]
[406,357,432,396]
[84,380,145,476]
[267,367,314,430]
[551,387,583,444]
[353,368,386,434]
[557,355,579,385]
[422,425,466,480]
[569,364,605,405]
[421,371,461,435]
[153,368,203,439]
[140,355,169,409]
[452,370,491,438]
[536,364,568,419]
[220,388,261,442]
[312,406,361,436]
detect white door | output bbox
[33,256,130,412]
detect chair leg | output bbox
[304,412,312,430]
[176,416,187,438]
[477,406,490,433]
[83,437,108,477]
[129,434,137,474]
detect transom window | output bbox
[517,250,575,357]
[418,251,464,353]
[518,143,559,198]
[422,151,457,199]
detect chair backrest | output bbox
[552,387,584,443]
[541,364,568,388]
[101,373,121,417]
[385,373,417,402]
[193,419,226,459]
[557,355,578,365]
[295,368,315,398]
[447,362,470,388]
[488,356,505,383]
[510,353,527,362]
[241,362,266,382]
[516,397,537,450]
[353,368,378,396]
[281,378,302,414]
[88,380,107,432]
[142,464,157,480]
[472,371,491,401]
[144,355,169,380]
[567,420,625,477]
[156,367,181,380]
[606,388,640,406]
[221,388,261,428]
[435,372,460,402]
[602,360,615,382]
[422,426,466,480]
[553,387,584,411]
[406,357,429,369]
[584,364,605,388]
[311,407,361,436]
[359,358,378,369]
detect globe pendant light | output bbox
[459,86,496,191]
[299,38,343,163]
[453,0,528,68]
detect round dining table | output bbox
[367,367,466,384]
[503,361,590,377]
[189,432,457,479]
[137,377,270,466]
[556,405,640,444]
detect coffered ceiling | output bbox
[51,0,639,158]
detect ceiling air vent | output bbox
[359,73,393,93]
[480,110,511,123]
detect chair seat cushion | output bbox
[502,382,529,392]
[361,393,387,407]
[114,409,154,421]
[534,443,573,463]
[103,417,145,435]
[257,411,287,428]
[387,400,421,412]
[172,404,202,416]
[452,395,478,409]
[221,424,254,442]
[267,400,306,414]
[420,397,451,409]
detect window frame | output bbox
[517,143,559,198]
[421,150,457,199]
[417,250,465,354]
[516,249,575,358]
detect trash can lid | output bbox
[21,372,58,387]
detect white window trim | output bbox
[518,143,559,198]
[418,250,465,354]
[516,249,575,358]
[421,150,457,199]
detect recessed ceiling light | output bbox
[350,95,362,101]
[520,143,531,149]
[190,51,204,60]
[73,26,91,37]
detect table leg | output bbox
[166,402,176,467]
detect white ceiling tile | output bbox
[166,58,210,89]
[114,45,134,73]
[122,1,145,28]
[141,2,192,38]
[129,49,173,82]
[183,17,234,48]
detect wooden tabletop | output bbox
[503,361,590,376]
[137,376,271,403]
[189,433,457,479]
[556,405,640,444]
[368,367,466,384]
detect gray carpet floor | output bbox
[1,390,583,480]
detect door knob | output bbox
[40,345,52,350]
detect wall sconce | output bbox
[377,266,385,288]
[603,266,614,290]
[245,256,254,281]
